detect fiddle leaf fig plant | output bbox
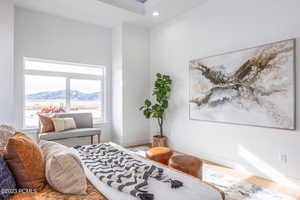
[140,73,172,137]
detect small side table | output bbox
[146,147,173,165]
[169,154,203,180]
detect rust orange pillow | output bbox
[39,115,55,133]
[4,132,45,191]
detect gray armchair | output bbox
[39,113,101,146]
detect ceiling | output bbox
[13,0,208,28]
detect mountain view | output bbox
[26,90,100,100]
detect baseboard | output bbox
[122,139,151,148]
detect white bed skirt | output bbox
[73,143,223,200]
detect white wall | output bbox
[14,7,112,141]
[112,25,124,144]
[112,23,150,146]
[150,0,300,186]
[0,0,14,125]
[122,23,150,146]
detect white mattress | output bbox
[73,143,223,200]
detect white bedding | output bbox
[73,143,223,200]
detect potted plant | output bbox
[140,73,172,147]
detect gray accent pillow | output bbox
[39,140,87,195]
[0,155,16,199]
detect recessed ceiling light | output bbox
[152,11,160,17]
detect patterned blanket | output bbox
[75,144,183,200]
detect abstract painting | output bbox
[189,39,295,129]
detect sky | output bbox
[25,60,102,94]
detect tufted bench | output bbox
[39,113,101,147]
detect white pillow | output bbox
[52,118,76,132]
[39,140,87,195]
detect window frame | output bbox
[23,57,107,129]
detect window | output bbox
[70,79,102,122]
[24,58,105,128]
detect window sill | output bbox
[22,121,111,133]
[93,121,111,127]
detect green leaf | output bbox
[140,73,172,120]
[145,99,152,107]
[144,110,151,118]
[155,82,160,88]
[152,104,159,110]
[162,100,168,109]
[152,113,159,118]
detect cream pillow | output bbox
[52,118,76,132]
[39,140,87,195]
[0,125,15,153]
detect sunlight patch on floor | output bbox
[238,145,300,190]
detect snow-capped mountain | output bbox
[26,90,100,100]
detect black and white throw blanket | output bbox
[75,143,183,200]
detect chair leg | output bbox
[91,136,93,144]
[98,134,100,144]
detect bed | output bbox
[10,143,224,200]
[73,143,224,200]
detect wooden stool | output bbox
[169,154,203,179]
[146,147,173,165]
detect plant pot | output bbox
[152,136,168,147]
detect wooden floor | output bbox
[204,161,300,200]
[128,144,300,200]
